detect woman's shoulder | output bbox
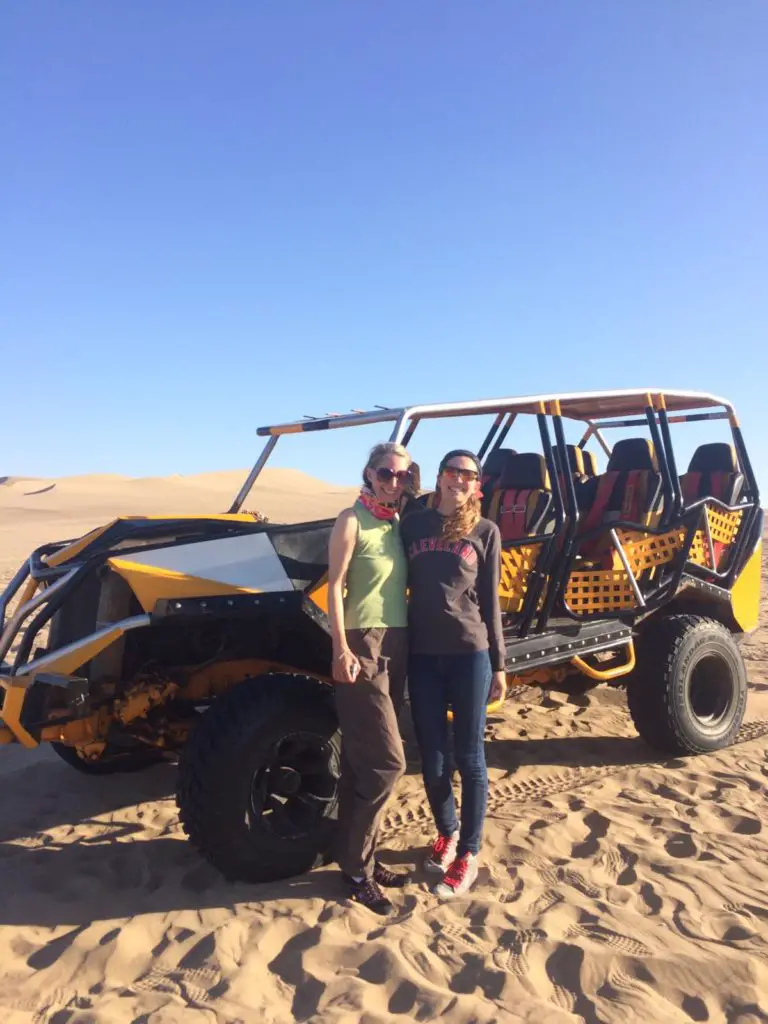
[333,505,359,532]
[473,516,501,541]
[399,500,435,532]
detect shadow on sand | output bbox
[0,714,673,929]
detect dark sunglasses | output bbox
[441,466,479,483]
[375,467,412,485]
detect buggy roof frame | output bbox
[256,389,733,439]
[230,389,739,513]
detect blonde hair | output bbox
[362,442,411,487]
[440,493,481,541]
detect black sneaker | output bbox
[341,873,394,915]
[373,861,411,888]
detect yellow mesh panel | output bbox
[687,506,743,568]
[565,570,638,612]
[499,544,541,614]
[612,528,687,573]
[689,531,710,567]
[707,507,743,545]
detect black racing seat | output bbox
[481,447,517,487]
[487,453,553,541]
[680,443,743,507]
[577,438,663,534]
[480,447,517,516]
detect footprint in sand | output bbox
[491,927,548,976]
[664,832,699,858]
[568,921,653,958]
[639,881,663,916]
[616,845,639,885]
[450,951,508,1001]
[672,900,762,946]
[529,888,564,918]
[680,994,709,1021]
[571,809,610,858]
[544,942,602,1021]
[731,815,762,836]
[599,961,658,1010]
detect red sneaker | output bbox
[434,853,479,899]
[424,830,459,874]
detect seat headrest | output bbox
[581,449,598,477]
[564,445,584,476]
[499,453,550,491]
[688,442,737,475]
[607,438,658,473]
[482,447,517,481]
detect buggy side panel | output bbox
[109,532,294,611]
[730,537,762,633]
[107,521,333,613]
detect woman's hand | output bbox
[489,671,507,703]
[333,648,362,684]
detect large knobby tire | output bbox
[51,741,165,775]
[176,674,341,883]
[627,615,747,756]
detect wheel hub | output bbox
[250,730,338,840]
[272,766,302,796]
[689,654,733,724]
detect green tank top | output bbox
[344,503,408,629]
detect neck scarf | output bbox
[356,486,398,521]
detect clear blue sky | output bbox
[3,3,767,492]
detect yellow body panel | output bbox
[0,686,38,747]
[307,576,329,614]
[46,521,118,567]
[109,558,259,612]
[730,539,762,633]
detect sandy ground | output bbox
[1,473,767,1023]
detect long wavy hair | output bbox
[438,449,482,541]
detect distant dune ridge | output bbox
[0,470,357,569]
[1,469,768,1022]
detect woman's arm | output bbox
[478,523,507,700]
[327,508,360,683]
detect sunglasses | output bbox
[441,466,479,483]
[375,467,413,485]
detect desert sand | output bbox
[1,471,767,1023]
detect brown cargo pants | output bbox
[334,626,408,879]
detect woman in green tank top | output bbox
[327,441,415,915]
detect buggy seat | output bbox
[487,453,553,541]
[577,437,663,534]
[680,443,743,507]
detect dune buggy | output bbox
[0,389,761,882]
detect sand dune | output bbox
[0,474,767,1022]
[0,469,356,573]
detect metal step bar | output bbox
[504,620,633,673]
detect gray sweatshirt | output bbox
[399,507,506,671]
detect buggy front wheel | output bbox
[176,674,341,883]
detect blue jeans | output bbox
[407,651,492,856]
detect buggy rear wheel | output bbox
[627,615,747,756]
[176,674,340,883]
